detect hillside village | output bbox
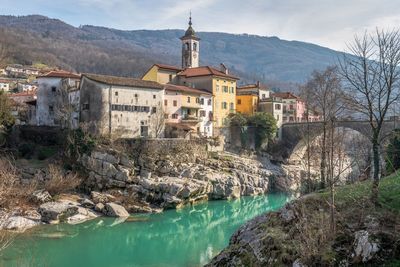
[1,17,320,141]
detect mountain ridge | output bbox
[0,14,343,88]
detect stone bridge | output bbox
[278,120,400,159]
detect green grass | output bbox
[319,174,400,213]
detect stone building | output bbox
[79,73,165,138]
[36,70,81,128]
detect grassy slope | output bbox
[209,174,400,266]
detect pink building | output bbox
[272,92,320,123]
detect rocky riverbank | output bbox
[207,175,400,266]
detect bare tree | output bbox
[339,29,400,204]
[150,102,166,138]
[304,66,345,188]
[0,28,9,66]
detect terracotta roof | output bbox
[237,83,268,90]
[83,73,164,89]
[272,92,300,99]
[165,84,211,95]
[236,90,259,96]
[155,64,182,72]
[38,70,81,79]
[8,91,36,97]
[0,79,11,83]
[178,66,239,80]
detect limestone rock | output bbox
[352,230,379,263]
[120,155,134,168]
[38,202,79,223]
[95,203,105,212]
[0,216,40,232]
[31,189,52,204]
[78,198,95,209]
[91,191,115,204]
[67,207,98,224]
[103,203,130,217]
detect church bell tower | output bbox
[180,14,200,68]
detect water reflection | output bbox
[1,194,290,267]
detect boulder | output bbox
[103,203,130,217]
[352,230,379,263]
[0,216,40,232]
[95,203,105,212]
[115,166,130,182]
[92,151,119,165]
[67,207,98,224]
[91,191,115,204]
[38,202,79,223]
[78,198,95,209]
[120,155,134,168]
[31,190,52,204]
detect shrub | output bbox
[385,129,400,173]
[37,147,57,160]
[44,165,82,195]
[18,143,36,159]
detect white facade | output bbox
[36,76,80,127]
[199,94,213,137]
[80,75,165,138]
[0,81,10,92]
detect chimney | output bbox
[220,63,228,74]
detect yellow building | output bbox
[141,16,240,130]
[142,63,182,84]
[236,91,258,115]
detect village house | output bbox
[8,91,37,125]
[142,16,239,131]
[237,81,272,101]
[79,73,165,138]
[17,82,38,92]
[236,91,259,115]
[164,84,213,137]
[36,70,81,128]
[0,79,10,92]
[6,64,40,78]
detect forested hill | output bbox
[0,15,343,87]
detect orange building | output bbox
[236,91,258,115]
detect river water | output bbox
[1,194,290,267]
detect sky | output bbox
[1,0,400,51]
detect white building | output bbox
[79,73,165,138]
[0,79,10,92]
[237,81,272,100]
[36,70,81,127]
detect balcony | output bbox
[181,115,201,123]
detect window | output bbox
[289,105,294,110]
[82,103,89,110]
[208,99,212,106]
[51,86,56,92]
[200,110,206,117]
[222,102,227,109]
[172,113,178,119]
[140,126,149,137]
[169,74,173,82]
[222,86,228,93]
[200,98,204,105]
[230,102,234,110]
[49,105,54,112]
[262,94,266,99]
[153,95,156,99]
[237,99,241,105]
[185,43,189,50]
[196,97,200,103]
[164,114,169,119]
[187,97,191,103]
[115,91,118,96]
[164,100,168,106]
[193,42,197,51]
[173,100,177,107]
[151,107,157,114]
[275,104,281,110]
[134,93,138,98]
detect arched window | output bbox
[185,43,190,50]
[193,42,197,51]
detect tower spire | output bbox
[189,11,192,26]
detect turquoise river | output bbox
[0,194,290,267]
